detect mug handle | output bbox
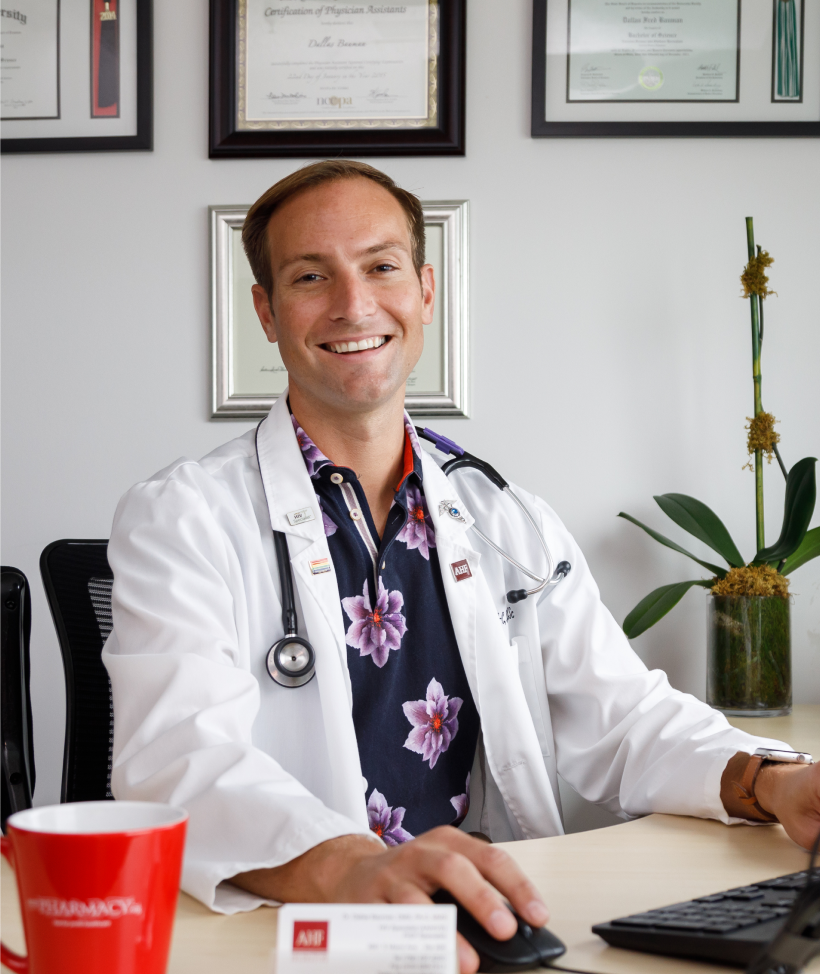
[1,835,29,973]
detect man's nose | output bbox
[329,270,376,324]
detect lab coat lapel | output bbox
[422,454,564,839]
[256,394,367,827]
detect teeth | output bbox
[328,337,387,354]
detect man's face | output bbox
[252,177,435,414]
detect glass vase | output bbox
[706,595,791,716]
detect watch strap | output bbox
[732,754,779,823]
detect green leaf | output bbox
[754,457,817,564]
[653,494,745,568]
[618,512,727,577]
[623,579,713,639]
[780,525,820,576]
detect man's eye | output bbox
[296,273,322,283]
[373,263,397,273]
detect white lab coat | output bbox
[102,393,789,914]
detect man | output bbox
[103,161,819,974]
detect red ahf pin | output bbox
[450,559,472,582]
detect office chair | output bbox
[1,567,36,830]
[40,540,114,804]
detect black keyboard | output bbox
[592,870,810,966]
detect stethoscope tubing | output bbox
[256,420,568,686]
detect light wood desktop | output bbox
[2,706,818,974]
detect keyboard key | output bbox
[660,920,712,931]
[726,891,764,900]
[701,921,741,933]
[695,894,726,903]
[611,917,657,927]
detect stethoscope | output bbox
[257,424,571,688]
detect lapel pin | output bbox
[310,558,331,575]
[450,559,472,582]
[440,501,467,523]
[287,507,316,526]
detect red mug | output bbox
[1,800,187,974]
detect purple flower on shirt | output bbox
[367,789,414,846]
[342,577,407,667]
[450,773,471,825]
[291,414,331,478]
[318,500,337,537]
[396,482,435,560]
[403,678,462,769]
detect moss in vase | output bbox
[710,564,790,599]
[707,595,791,713]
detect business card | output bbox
[275,903,457,974]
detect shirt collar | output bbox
[290,412,424,490]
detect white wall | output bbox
[3,0,819,812]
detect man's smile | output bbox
[323,335,391,355]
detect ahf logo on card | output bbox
[293,920,329,951]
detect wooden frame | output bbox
[532,0,820,138]
[1,0,153,154]
[209,0,465,158]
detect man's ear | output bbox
[420,263,436,326]
[252,284,278,343]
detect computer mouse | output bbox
[432,888,566,972]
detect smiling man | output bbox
[104,161,820,974]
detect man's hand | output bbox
[231,826,549,974]
[756,760,820,851]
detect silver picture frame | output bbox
[210,200,469,419]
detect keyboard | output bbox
[592,870,810,966]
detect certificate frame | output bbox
[532,0,820,137]
[210,200,469,419]
[1,0,152,154]
[209,0,465,157]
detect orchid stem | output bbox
[773,442,788,481]
[746,217,765,554]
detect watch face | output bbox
[754,747,814,764]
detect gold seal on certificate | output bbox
[237,0,437,130]
[1,0,60,121]
[567,0,740,102]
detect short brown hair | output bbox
[241,160,426,299]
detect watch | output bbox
[733,748,815,823]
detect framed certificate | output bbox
[210,200,469,418]
[209,0,465,156]
[532,0,819,137]
[1,0,152,153]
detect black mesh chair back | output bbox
[1,567,36,829]
[40,540,114,804]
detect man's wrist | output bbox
[231,832,384,902]
[721,750,808,822]
[754,761,805,818]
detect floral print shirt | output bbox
[292,413,479,843]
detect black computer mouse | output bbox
[432,889,566,972]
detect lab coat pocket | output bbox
[512,636,551,759]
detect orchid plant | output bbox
[619,218,818,639]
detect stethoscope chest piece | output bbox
[267,635,316,688]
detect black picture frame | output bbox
[1,0,153,155]
[209,0,465,158]
[531,0,820,138]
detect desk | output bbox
[3,706,818,973]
